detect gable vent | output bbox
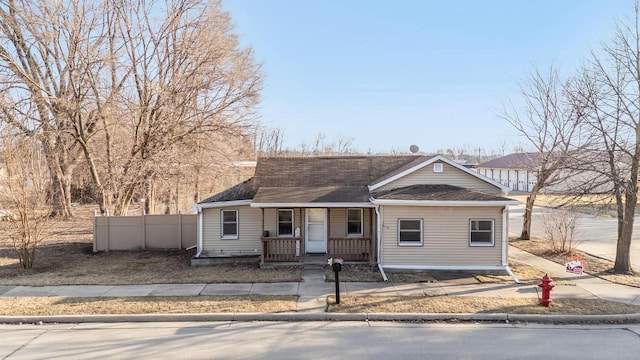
[434,163,444,173]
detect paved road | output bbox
[509,205,640,268]
[2,322,640,359]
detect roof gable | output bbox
[368,155,508,192]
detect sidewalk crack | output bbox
[3,329,47,359]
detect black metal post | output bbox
[334,269,340,304]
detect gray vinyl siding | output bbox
[329,208,372,238]
[329,209,346,237]
[202,206,262,254]
[380,205,504,267]
[378,162,501,194]
[263,208,303,237]
[202,206,374,255]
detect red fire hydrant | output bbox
[538,274,555,307]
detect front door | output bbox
[305,208,327,253]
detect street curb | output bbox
[366,313,509,322]
[2,312,640,324]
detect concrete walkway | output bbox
[2,246,640,313]
[508,203,640,269]
[509,246,640,305]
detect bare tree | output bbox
[88,0,260,215]
[0,0,261,216]
[254,126,285,156]
[502,66,585,240]
[311,133,326,155]
[0,131,52,268]
[0,0,96,218]
[567,2,640,273]
[335,136,355,154]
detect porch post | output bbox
[370,208,375,264]
[327,208,332,256]
[261,208,265,264]
[327,208,331,236]
[301,208,305,255]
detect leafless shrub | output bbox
[540,207,581,253]
[0,133,52,268]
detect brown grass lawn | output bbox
[0,206,300,285]
[3,295,637,316]
[511,237,640,287]
[325,262,548,285]
[0,295,297,316]
[325,264,438,282]
[328,296,640,315]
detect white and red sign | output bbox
[565,255,584,275]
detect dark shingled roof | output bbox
[478,152,540,169]
[199,155,510,205]
[253,155,433,187]
[372,184,514,202]
[199,178,257,203]
[200,155,429,204]
[253,186,370,203]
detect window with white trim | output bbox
[347,208,363,236]
[277,209,294,237]
[433,163,443,173]
[221,210,238,239]
[398,219,423,246]
[469,219,494,246]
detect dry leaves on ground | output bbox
[326,263,545,285]
[324,264,437,283]
[328,295,640,315]
[0,295,298,316]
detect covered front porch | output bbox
[256,207,376,264]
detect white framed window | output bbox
[433,163,443,173]
[221,210,238,239]
[346,208,363,236]
[469,219,494,246]
[398,218,423,246]
[277,209,294,237]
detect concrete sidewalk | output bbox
[509,246,640,305]
[3,248,640,324]
[2,247,640,313]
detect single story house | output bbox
[193,154,519,281]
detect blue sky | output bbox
[223,0,633,154]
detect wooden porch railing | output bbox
[261,237,301,263]
[261,237,372,263]
[327,237,371,261]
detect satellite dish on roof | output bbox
[409,145,419,154]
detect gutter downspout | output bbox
[373,201,388,281]
[196,207,204,258]
[503,206,519,283]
